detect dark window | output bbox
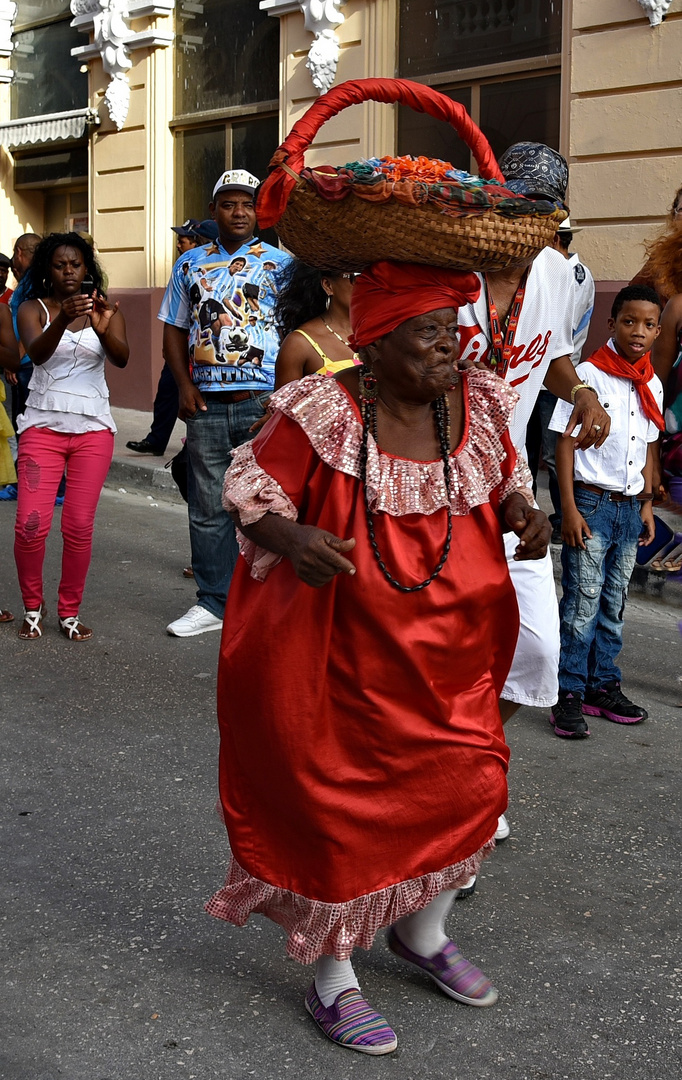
[176,116,280,248]
[15,2,71,30]
[480,74,561,160]
[232,115,280,247]
[11,20,87,118]
[397,88,473,170]
[14,146,88,188]
[231,115,279,184]
[176,126,227,221]
[399,0,562,78]
[175,0,279,114]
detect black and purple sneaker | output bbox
[582,682,647,725]
[550,691,590,739]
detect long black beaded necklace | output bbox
[357,364,453,593]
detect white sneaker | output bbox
[494,813,510,843]
[166,605,223,637]
[455,874,477,900]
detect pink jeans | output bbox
[14,427,114,617]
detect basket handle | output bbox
[257,78,505,229]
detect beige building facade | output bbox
[0,0,679,405]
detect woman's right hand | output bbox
[287,525,356,586]
[58,293,94,325]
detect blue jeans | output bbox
[185,394,265,618]
[558,488,644,695]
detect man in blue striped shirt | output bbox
[160,170,290,636]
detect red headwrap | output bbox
[349,261,481,350]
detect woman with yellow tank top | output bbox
[274,260,360,388]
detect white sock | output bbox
[314,955,360,1007]
[394,890,456,957]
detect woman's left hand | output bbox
[90,292,119,337]
[501,494,551,560]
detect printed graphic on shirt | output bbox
[158,241,289,393]
[573,263,586,285]
[458,249,575,450]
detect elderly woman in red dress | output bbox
[206,262,550,1055]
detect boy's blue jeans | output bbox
[558,487,643,696]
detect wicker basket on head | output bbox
[256,78,565,273]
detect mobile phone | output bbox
[80,276,95,296]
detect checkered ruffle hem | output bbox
[205,840,495,965]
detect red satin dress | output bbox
[206,370,528,964]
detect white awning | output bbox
[0,107,99,148]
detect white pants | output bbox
[501,532,560,708]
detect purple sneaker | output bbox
[387,926,498,1006]
[582,682,647,724]
[550,691,590,739]
[304,983,397,1055]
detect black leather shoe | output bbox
[126,438,164,456]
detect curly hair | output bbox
[643,220,682,299]
[274,258,338,338]
[610,284,661,320]
[23,232,105,300]
[669,184,682,219]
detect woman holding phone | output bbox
[13,232,128,640]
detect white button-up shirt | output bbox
[548,347,663,495]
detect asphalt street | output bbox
[1,486,681,1080]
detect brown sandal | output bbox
[18,605,46,639]
[59,616,93,641]
[0,608,14,623]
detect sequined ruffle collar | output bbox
[268,369,522,517]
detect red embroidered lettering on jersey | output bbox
[457,322,487,362]
[506,332,553,386]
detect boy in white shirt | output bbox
[548,286,664,738]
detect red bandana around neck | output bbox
[587,343,664,431]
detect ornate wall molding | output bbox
[637,0,672,25]
[302,0,345,94]
[70,0,174,130]
[261,0,347,96]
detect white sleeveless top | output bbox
[17,299,116,435]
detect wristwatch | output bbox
[570,382,598,404]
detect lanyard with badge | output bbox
[482,269,529,378]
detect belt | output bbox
[575,482,634,503]
[206,389,268,403]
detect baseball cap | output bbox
[212,169,260,200]
[171,218,200,237]
[0,252,11,268]
[190,219,220,243]
[498,142,568,204]
[557,215,582,233]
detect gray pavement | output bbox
[1,461,681,1080]
[106,407,187,504]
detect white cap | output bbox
[558,215,583,233]
[212,170,260,199]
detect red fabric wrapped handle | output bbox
[257,78,504,229]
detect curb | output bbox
[105,456,185,505]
